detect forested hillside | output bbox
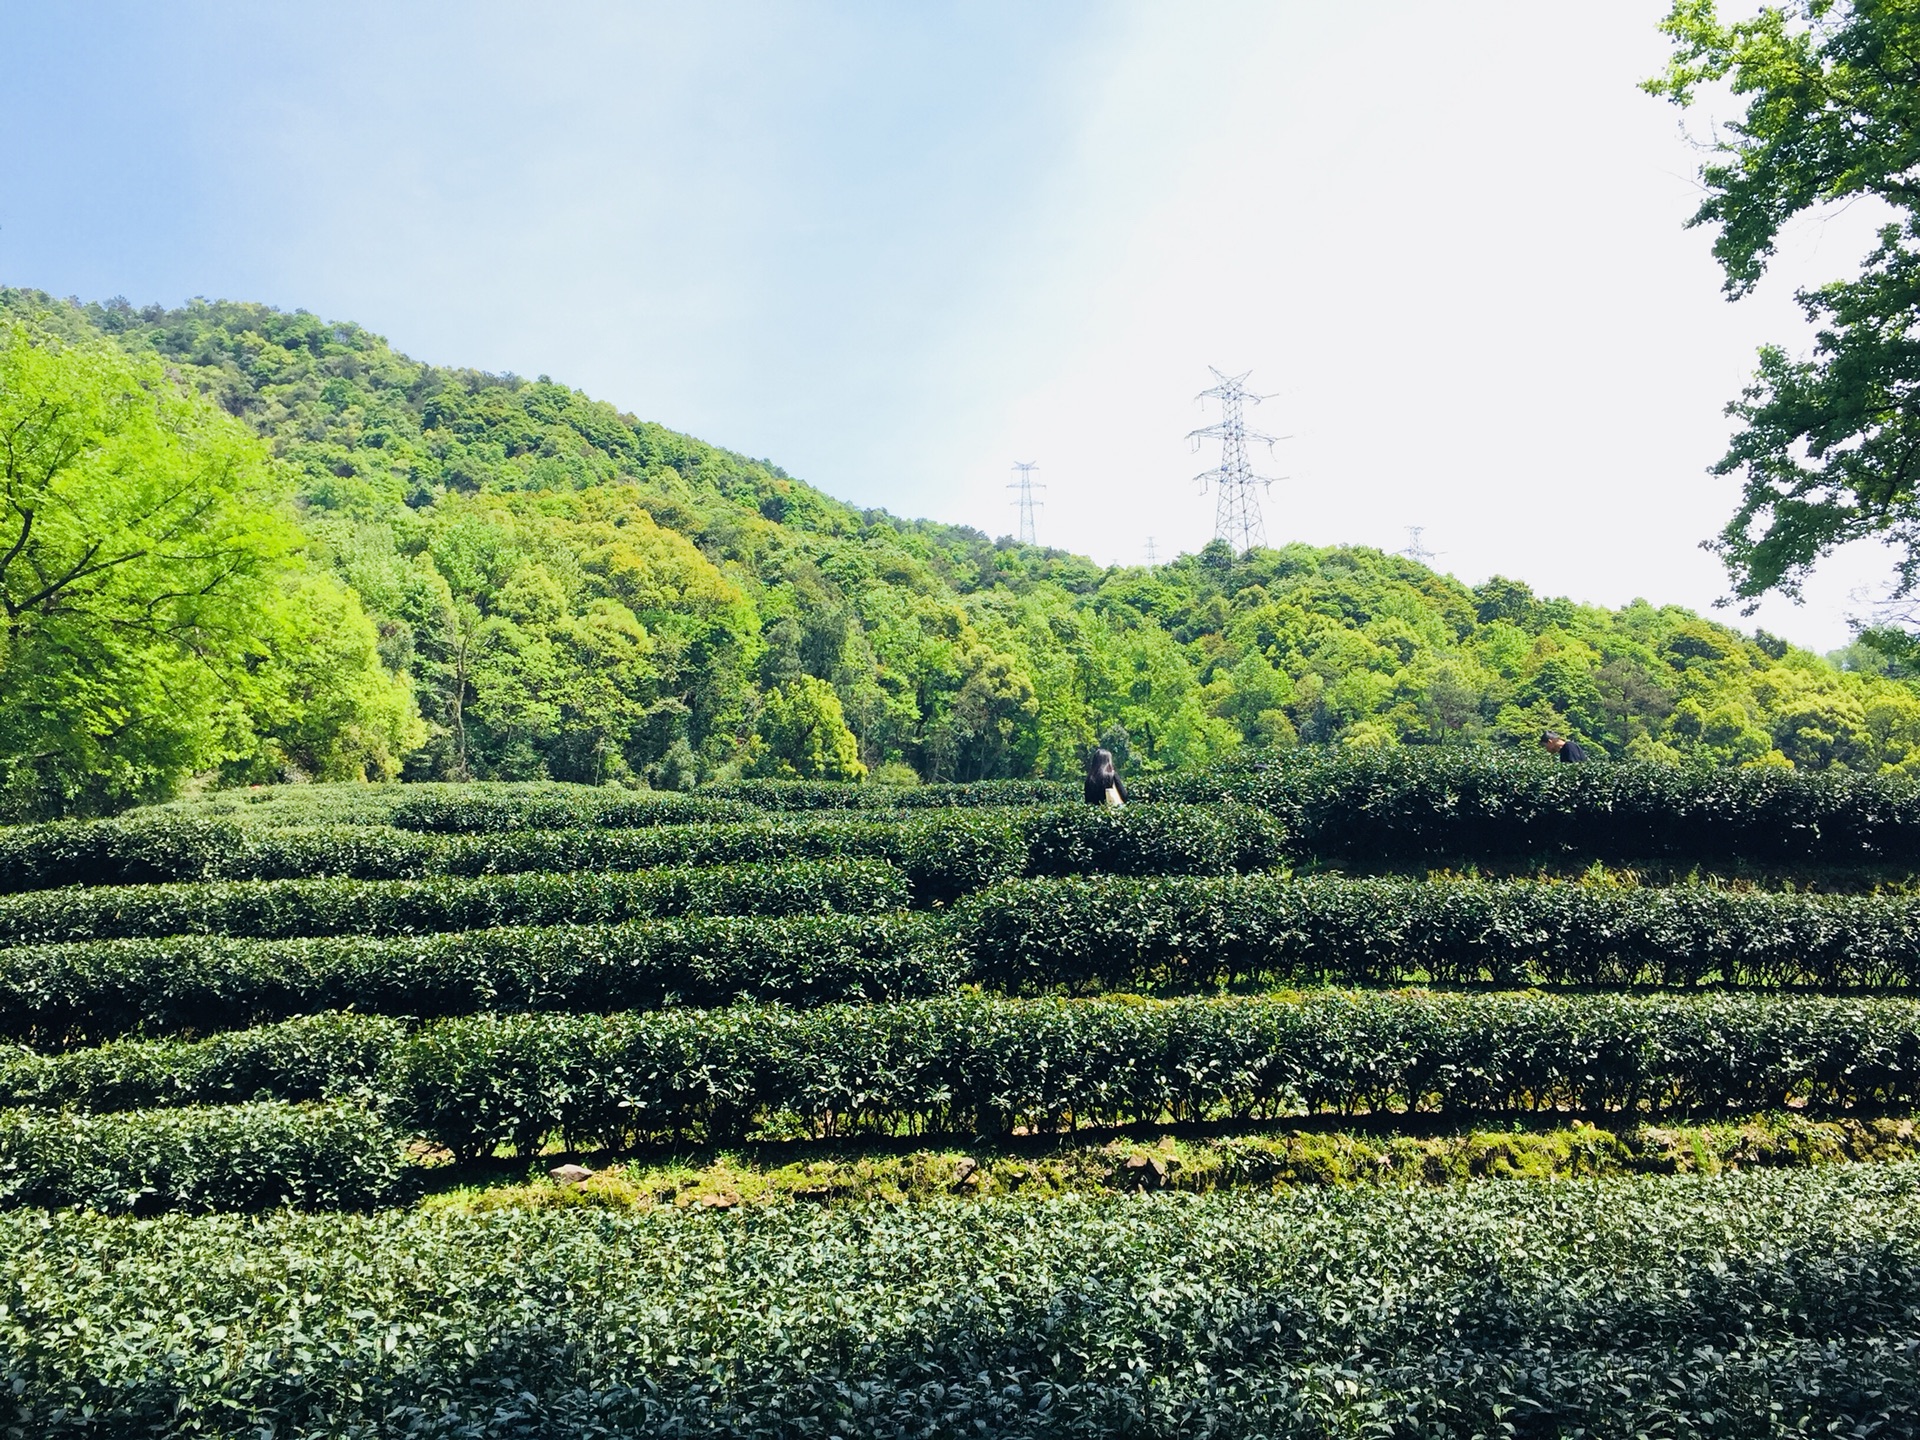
[6,287,1920,818]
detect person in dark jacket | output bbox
[1540,731,1590,762]
[1085,747,1128,805]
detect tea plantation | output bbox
[9,754,1920,1435]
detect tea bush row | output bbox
[0,1100,405,1214]
[151,779,639,829]
[957,873,1920,991]
[0,859,905,945]
[0,812,854,891]
[24,748,1920,885]
[389,779,1075,830]
[18,875,1920,1047]
[405,752,1920,865]
[0,916,954,1047]
[390,789,758,831]
[0,805,1280,902]
[384,991,1920,1157]
[9,1165,1920,1436]
[1152,745,1920,866]
[697,777,1077,810]
[0,1013,402,1110]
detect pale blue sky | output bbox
[0,2,1896,649]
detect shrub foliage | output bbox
[6,1166,1920,1435]
[0,859,906,944]
[0,804,1277,902]
[0,916,954,1046]
[384,991,1920,1158]
[1156,747,1920,866]
[0,1013,402,1109]
[957,873,1920,991]
[0,1100,406,1213]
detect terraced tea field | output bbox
[8,757,1920,1435]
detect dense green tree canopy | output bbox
[1648,0,1920,604]
[0,324,421,818]
[6,287,1920,812]
[748,675,867,781]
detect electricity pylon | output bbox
[1400,526,1439,565]
[1188,368,1284,553]
[1008,462,1043,546]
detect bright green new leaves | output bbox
[232,572,426,785]
[0,327,423,817]
[1648,1,1920,603]
[749,674,867,780]
[0,327,298,816]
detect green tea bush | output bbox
[1019,802,1286,879]
[9,1165,1920,1435]
[385,991,1920,1156]
[1153,746,1920,867]
[0,814,253,892]
[0,859,906,945]
[955,873,1920,991]
[106,781,703,832]
[0,1013,402,1110]
[144,779,610,829]
[0,813,917,891]
[386,808,1136,905]
[389,790,757,832]
[702,777,1075,809]
[0,1100,406,1213]
[0,916,956,1046]
[0,805,1278,901]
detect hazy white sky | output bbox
[0,1,1897,650]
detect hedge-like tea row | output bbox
[0,804,1282,902]
[700,777,1077,810]
[1019,802,1284,879]
[150,779,630,830]
[0,812,970,894]
[416,813,1028,905]
[0,859,905,945]
[1153,746,1920,867]
[10,1166,1920,1436]
[0,1013,402,1110]
[0,815,262,892]
[385,991,1920,1157]
[0,1101,405,1213]
[19,875,1920,1049]
[956,873,1920,991]
[0,916,955,1047]
[389,789,758,832]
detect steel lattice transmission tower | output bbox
[1400,526,1438,565]
[1008,462,1043,546]
[1144,536,1158,567]
[1188,368,1284,553]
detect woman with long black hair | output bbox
[1084,747,1127,806]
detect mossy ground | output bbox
[421,1112,1920,1214]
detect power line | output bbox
[1188,368,1285,553]
[1008,461,1043,546]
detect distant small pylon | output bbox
[1145,536,1158,566]
[1008,462,1044,546]
[1400,526,1440,565]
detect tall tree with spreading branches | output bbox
[1648,0,1920,631]
[0,325,420,817]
